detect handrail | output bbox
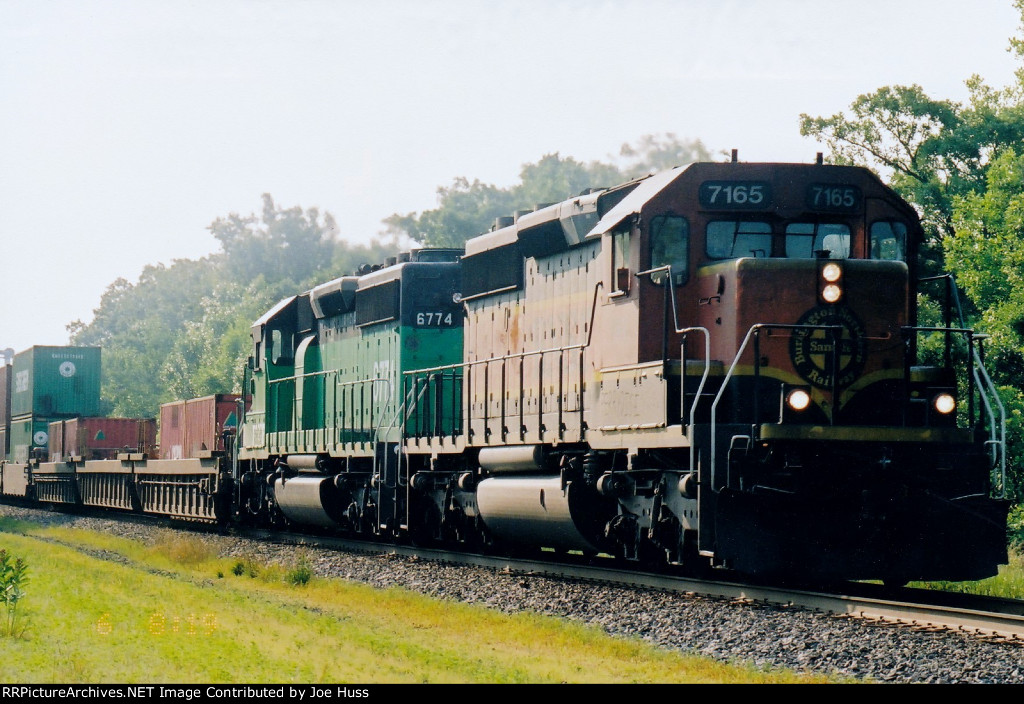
[708,321,1006,499]
[916,274,1005,495]
[401,281,605,443]
[264,371,390,439]
[710,323,844,491]
[973,361,1006,498]
[636,264,711,464]
[904,325,1006,499]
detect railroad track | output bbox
[242,526,1024,645]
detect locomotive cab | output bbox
[615,161,1008,582]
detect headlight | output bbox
[787,388,811,411]
[933,393,956,415]
[822,263,842,282]
[821,284,842,303]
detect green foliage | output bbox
[385,134,714,248]
[1008,504,1024,549]
[68,133,709,416]
[800,84,1024,245]
[208,194,338,286]
[69,195,393,417]
[945,149,1024,498]
[232,557,259,578]
[0,548,29,637]
[947,149,1024,311]
[802,7,1024,499]
[617,132,715,179]
[285,553,313,587]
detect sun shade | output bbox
[585,165,689,239]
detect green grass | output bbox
[0,518,837,684]
[915,548,1024,598]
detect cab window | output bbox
[870,221,907,261]
[785,223,850,259]
[649,214,689,285]
[706,220,772,259]
[611,227,630,293]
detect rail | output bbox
[710,322,1006,498]
[253,372,391,447]
[918,274,1006,498]
[400,281,605,445]
[637,264,711,468]
[903,326,1006,499]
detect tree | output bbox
[68,259,219,417]
[800,85,965,240]
[69,196,394,416]
[618,133,715,178]
[384,134,716,248]
[210,194,339,287]
[799,3,1024,497]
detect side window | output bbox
[706,221,772,259]
[785,223,850,259]
[611,228,630,293]
[870,221,907,261]
[269,328,293,366]
[649,214,689,285]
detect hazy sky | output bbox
[1,0,1021,355]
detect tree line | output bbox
[69,1,1024,498]
[67,136,711,419]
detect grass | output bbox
[914,548,1024,598]
[0,517,838,684]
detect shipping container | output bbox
[48,417,157,461]
[9,414,58,463]
[159,394,244,459]
[0,363,11,427]
[0,426,7,461]
[10,346,101,418]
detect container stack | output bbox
[7,346,101,462]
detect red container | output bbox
[159,394,244,459]
[48,417,157,461]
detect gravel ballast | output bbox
[3,504,1024,684]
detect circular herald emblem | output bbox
[789,305,866,389]
[59,361,76,378]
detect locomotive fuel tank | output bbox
[476,475,602,554]
[273,475,350,528]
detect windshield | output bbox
[706,220,852,260]
[785,223,850,259]
[707,221,772,259]
[870,221,906,261]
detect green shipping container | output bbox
[10,346,101,418]
[9,415,58,463]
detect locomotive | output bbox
[0,156,1011,585]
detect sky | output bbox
[1,0,1022,355]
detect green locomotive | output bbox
[236,249,463,532]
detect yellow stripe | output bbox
[758,424,971,443]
